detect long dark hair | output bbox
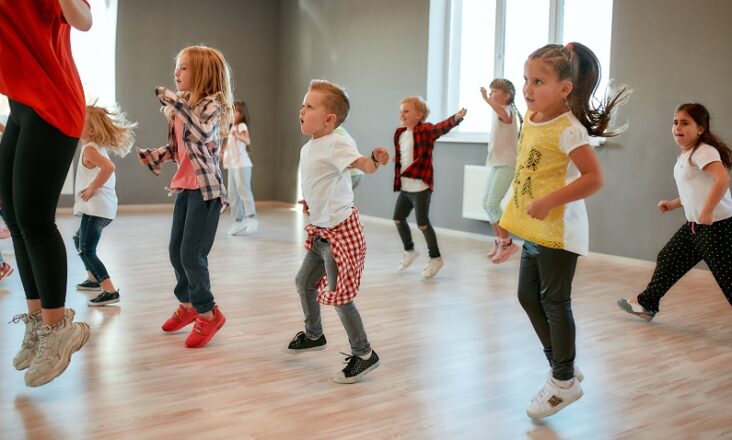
[529,42,630,137]
[677,103,731,169]
[233,100,252,154]
[489,78,523,133]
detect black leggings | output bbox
[637,217,732,313]
[0,100,79,309]
[393,190,441,258]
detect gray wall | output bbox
[113,0,280,204]
[589,0,732,260]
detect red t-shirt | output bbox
[0,0,89,138]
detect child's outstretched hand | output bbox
[657,199,680,213]
[480,87,489,101]
[136,148,149,166]
[454,108,467,122]
[298,199,310,215]
[372,147,389,166]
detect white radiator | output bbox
[462,165,490,221]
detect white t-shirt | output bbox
[399,129,429,193]
[300,131,362,228]
[673,143,732,223]
[223,122,253,169]
[73,143,118,219]
[486,105,518,167]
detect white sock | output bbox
[551,377,574,389]
[359,351,372,360]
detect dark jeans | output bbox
[0,100,79,309]
[637,217,732,313]
[517,241,579,381]
[73,214,113,284]
[392,189,440,258]
[169,190,221,314]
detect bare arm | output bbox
[233,125,251,145]
[698,161,730,224]
[480,87,511,123]
[526,145,604,220]
[658,198,682,213]
[58,0,92,31]
[79,147,114,201]
[350,147,389,174]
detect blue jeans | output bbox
[295,236,371,357]
[169,190,221,314]
[74,214,113,284]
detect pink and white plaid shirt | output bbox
[304,209,366,306]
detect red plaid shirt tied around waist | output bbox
[393,115,462,192]
[304,209,366,306]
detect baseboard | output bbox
[359,214,493,242]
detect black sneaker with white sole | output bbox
[76,279,102,291]
[332,350,380,384]
[283,331,327,354]
[88,290,120,306]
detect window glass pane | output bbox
[455,0,496,133]
[71,0,118,105]
[562,0,614,105]
[503,0,550,117]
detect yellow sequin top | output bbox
[499,111,590,255]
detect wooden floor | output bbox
[1,202,731,439]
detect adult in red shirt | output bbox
[0,0,92,387]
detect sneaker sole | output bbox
[617,299,655,321]
[281,343,327,355]
[332,359,381,384]
[185,316,226,348]
[88,297,120,307]
[25,322,91,388]
[422,264,443,278]
[77,286,102,292]
[527,387,583,419]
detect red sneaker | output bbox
[185,306,226,348]
[161,305,198,332]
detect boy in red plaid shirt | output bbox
[283,80,389,384]
[393,96,467,278]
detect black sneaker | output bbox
[76,279,101,292]
[88,290,120,306]
[332,350,380,384]
[282,331,327,354]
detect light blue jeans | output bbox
[227,166,256,222]
[482,165,514,224]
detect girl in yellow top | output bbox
[499,42,629,419]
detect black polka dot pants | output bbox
[637,216,732,313]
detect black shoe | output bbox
[76,279,101,291]
[332,350,380,384]
[88,290,120,306]
[282,331,327,354]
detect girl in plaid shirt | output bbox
[393,96,466,278]
[137,45,233,349]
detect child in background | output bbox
[392,96,467,278]
[480,79,521,263]
[499,42,629,418]
[618,103,732,320]
[284,80,388,384]
[137,45,233,348]
[73,103,136,306]
[223,100,258,236]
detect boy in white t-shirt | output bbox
[283,80,389,384]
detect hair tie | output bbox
[565,43,574,51]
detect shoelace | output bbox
[10,314,38,348]
[340,352,358,366]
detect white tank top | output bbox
[73,143,118,219]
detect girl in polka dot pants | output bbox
[618,103,732,320]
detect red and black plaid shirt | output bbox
[393,114,462,191]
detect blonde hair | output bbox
[85,101,137,157]
[401,96,430,122]
[308,80,350,126]
[174,45,234,138]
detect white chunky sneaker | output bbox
[24,309,90,387]
[398,250,420,272]
[12,311,42,371]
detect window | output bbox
[429,0,614,138]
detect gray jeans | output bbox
[296,236,371,356]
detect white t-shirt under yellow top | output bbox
[500,111,590,256]
[486,105,519,168]
[300,131,362,228]
[399,129,430,193]
[673,143,732,223]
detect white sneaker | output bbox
[227,221,248,236]
[24,309,90,387]
[533,366,584,402]
[246,216,259,233]
[527,376,583,419]
[398,250,420,272]
[421,257,444,278]
[12,309,75,371]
